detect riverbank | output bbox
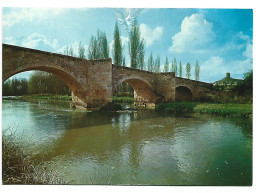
[2,132,66,184]
[19,94,134,103]
[21,94,72,100]
[155,102,252,118]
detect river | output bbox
[2,98,252,185]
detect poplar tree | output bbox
[154,55,161,72]
[171,57,177,75]
[164,56,169,72]
[179,60,182,77]
[112,22,122,66]
[147,52,154,72]
[195,60,200,81]
[129,19,145,69]
[78,42,85,59]
[186,62,191,79]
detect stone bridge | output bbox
[2,44,212,109]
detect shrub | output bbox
[2,130,66,184]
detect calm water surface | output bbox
[2,98,252,185]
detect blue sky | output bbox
[2,8,253,82]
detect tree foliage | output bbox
[186,62,191,79]
[171,57,177,75]
[154,55,161,72]
[164,56,169,72]
[78,42,85,59]
[195,60,200,81]
[128,19,145,69]
[179,60,182,77]
[233,70,253,96]
[28,71,70,95]
[88,30,109,59]
[147,52,154,72]
[2,78,28,96]
[112,22,123,66]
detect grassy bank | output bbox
[22,94,72,101]
[2,132,66,184]
[155,102,252,118]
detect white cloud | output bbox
[169,13,216,53]
[57,42,88,57]
[4,33,59,51]
[3,8,68,28]
[243,43,253,58]
[200,56,252,82]
[140,24,163,47]
[21,33,58,50]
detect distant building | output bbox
[213,73,243,90]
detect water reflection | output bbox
[2,99,252,185]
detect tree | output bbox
[147,52,154,72]
[122,56,126,67]
[138,40,145,70]
[164,56,169,72]
[154,55,161,72]
[179,60,182,77]
[78,42,85,59]
[88,30,109,59]
[171,57,177,75]
[186,62,191,79]
[128,19,145,69]
[195,60,200,81]
[69,46,74,57]
[28,71,70,95]
[112,22,123,66]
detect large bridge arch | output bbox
[113,75,159,104]
[175,86,193,101]
[3,66,87,102]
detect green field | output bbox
[155,102,252,118]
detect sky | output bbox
[2,7,253,83]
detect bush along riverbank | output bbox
[2,131,67,184]
[155,102,252,118]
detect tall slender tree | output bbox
[186,62,191,79]
[179,60,182,77]
[147,52,154,72]
[171,57,177,75]
[164,56,169,72]
[128,19,145,69]
[195,60,200,81]
[154,55,161,72]
[112,22,122,66]
[78,42,85,59]
[122,56,126,67]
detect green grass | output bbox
[194,103,252,117]
[155,102,197,113]
[155,102,252,118]
[112,96,134,104]
[22,94,72,101]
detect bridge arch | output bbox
[175,86,193,101]
[113,76,158,104]
[3,65,87,104]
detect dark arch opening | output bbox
[113,78,158,105]
[175,86,193,101]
